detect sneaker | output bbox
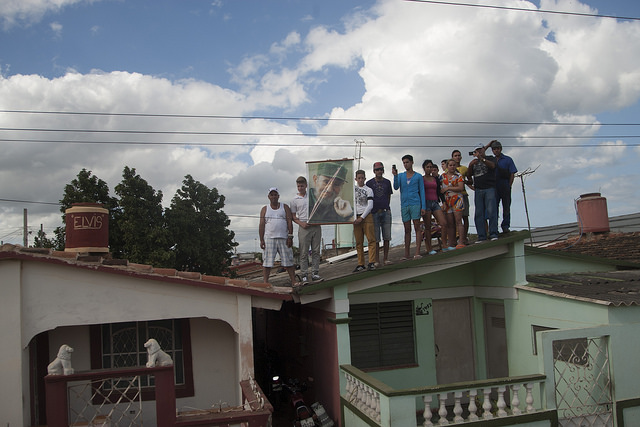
[301,275,309,284]
[353,265,366,272]
[501,228,510,234]
[475,239,486,244]
[367,263,376,271]
[311,273,323,282]
[490,236,499,241]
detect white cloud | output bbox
[49,20,61,37]
[0,0,96,29]
[2,0,640,252]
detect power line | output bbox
[0,198,60,206]
[403,0,640,21]
[1,110,639,126]
[0,138,637,148]
[5,127,640,139]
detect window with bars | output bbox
[349,301,416,370]
[90,319,194,400]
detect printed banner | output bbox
[306,159,355,225]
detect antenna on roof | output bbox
[354,139,365,170]
[516,166,538,245]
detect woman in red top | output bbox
[422,160,448,254]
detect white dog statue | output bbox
[144,338,173,367]
[47,344,75,375]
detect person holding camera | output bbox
[466,143,498,243]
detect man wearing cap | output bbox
[466,143,499,242]
[291,176,322,284]
[488,140,517,233]
[259,188,300,286]
[308,161,354,224]
[366,162,393,265]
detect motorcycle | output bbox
[273,377,334,427]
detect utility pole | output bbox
[354,139,365,170]
[515,166,538,245]
[23,208,28,247]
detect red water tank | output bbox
[576,193,609,234]
[64,203,109,253]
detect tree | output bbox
[33,228,55,248]
[114,166,174,267]
[53,169,118,251]
[165,175,236,275]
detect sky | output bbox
[1,0,640,254]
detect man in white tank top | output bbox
[259,188,300,286]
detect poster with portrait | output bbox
[306,159,355,225]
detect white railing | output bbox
[421,382,539,425]
[342,365,548,427]
[345,371,382,423]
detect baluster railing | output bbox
[452,391,463,423]
[468,389,479,421]
[423,395,433,427]
[511,384,522,416]
[438,393,449,425]
[341,365,547,427]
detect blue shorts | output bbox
[401,205,421,222]
[425,200,441,212]
[372,209,392,241]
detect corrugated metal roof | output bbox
[529,212,640,246]
[543,232,640,264]
[524,271,640,306]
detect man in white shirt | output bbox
[291,176,323,284]
[353,170,377,272]
[259,188,299,286]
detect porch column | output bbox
[333,284,351,394]
[0,260,26,426]
[237,294,254,382]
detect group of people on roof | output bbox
[258,140,516,287]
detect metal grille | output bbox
[68,376,143,426]
[102,320,184,386]
[553,336,613,427]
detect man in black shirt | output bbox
[466,143,499,242]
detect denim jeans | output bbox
[372,209,392,242]
[496,180,512,231]
[474,187,498,240]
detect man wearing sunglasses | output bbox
[366,162,393,265]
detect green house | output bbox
[261,230,640,426]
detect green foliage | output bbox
[165,175,237,276]
[113,166,174,267]
[33,229,55,248]
[54,169,235,275]
[53,169,118,251]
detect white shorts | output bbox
[263,238,294,267]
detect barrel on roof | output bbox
[576,193,610,234]
[64,203,109,253]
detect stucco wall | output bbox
[2,257,258,426]
[506,289,610,377]
[45,318,239,425]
